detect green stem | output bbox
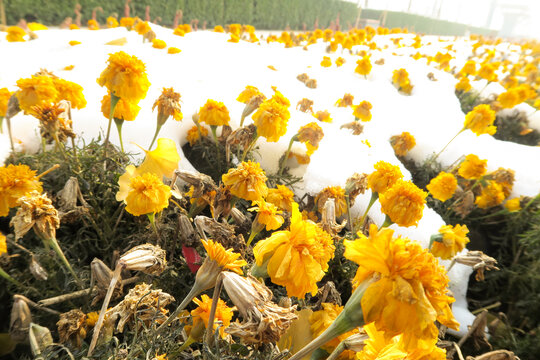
[45,236,84,289]
[147,212,162,245]
[114,118,125,152]
[177,336,196,352]
[103,93,120,159]
[148,123,163,151]
[0,116,3,133]
[156,283,203,335]
[6,115,15,153]
[469,82,489,105]
[246,229,260,247]
[210,125,218,144]
[0,266,22,287]
[277,135,297,177]
[429,128,464,165]
[381,215,393,228]
[345,194,353,232]
[52,132,68,161]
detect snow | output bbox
[2,25,538,337]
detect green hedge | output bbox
[3,0,359,29]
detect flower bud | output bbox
[29,256,48,281]
[10,296,32,343]
[29,323,53,357]
[119,243,167,275]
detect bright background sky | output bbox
[348,0,540,38]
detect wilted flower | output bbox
[340,121,364,135]
[297,122,324,155]
[430,224,470,260]
[392,68,413,94]
[0,164,43,217]
[153,87,182,125]
[10,191,59,241]
[352,101,372,121]
[464,104,496,136]
[313,110,332,123]
[379,180,427,227]
[335,93,354,107]
[475,181,505,209]
[222,161,268,201]
[237,85,264,104]
[458,154,487,180]
[119,243,167,275]
[390,132,416,156]
[57,309,87,348]
[426,171,457,202]
[454,250,498,281]
[315,186,348,218]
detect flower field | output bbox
[1,16,540,360]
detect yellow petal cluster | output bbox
[297,122,324,156]
[191,294,235,339]
[426,172,457,202]
[0,232,7,256]
[107,17,119,28]
[455,77,471,92]
[249,200,284,231]
[187,125,209,146]
[392,69,413,94]
[355,56,372,76]
[367,161,403,194]
[237,85,264,104]
[356,323,405,360]
[199,99,230,126]
[266,185,295,212]
[97,51,151,102]
[0,164,43,217]
[464,104,496,136]
[16,76,58,114]
[379,180,427,227]
[222,161,268,201]
[201,239,247,274]
[152,39,167,49]
[344,224,459,350]
[321,56,332,67]
[253,203,335,299]
[6,26,26,42]
[475,181,505,209]
[125,173,171,216]
[352,101,372,122]
[0,88,11,117]
[504,198,521,212]
[52,78,87,109]
[101,93,141,121]
[390,132,416,156]
[458,154,487,180]
[252,98,290,142]
[431,224,470,260]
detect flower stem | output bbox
[0,116,3,133]
[429,128,464,165]
[345,194,353,232]
[148,123,163,151]
[114,118,125,152]
[6,115,15,153]
[103,93,120,159]
[246,229,260,247]
[277,135,296,177]
[381,215,393,228]
[177,336,196,352]
[45,236,83,289]
[205,273,224,347]
[147,212,162,245]
[156,283,203,335]
[0,266,22,287]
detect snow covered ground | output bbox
[2,24,539,336]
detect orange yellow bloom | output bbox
[497,89,521,109]
[266,185,295,213]
[124,173,171,216]
[191,294,235,339]
[16,76,58,114]
[392,69,413,94]
[0,233,7,256]
[431,224,469,260]
[321,56,332,67]
[97,51,151,102]
[199,99,230,126]
[458,154,487,180]
[460,60,476,76]
[222,161,268,201]
[504,198,521,212]
[152,39,167,49]
[464,104,496,136]
[187,125,209,146]
[253,203,335,299]
[52,78,86,109]
[249,200,284,231]
[0,164,43,217]
[475,181,505,209]
[167,47,181,54]
[352,101,372,122]
[356,323,405,360]
[390,132,416,156]
[87,19,99,30]
[201,239,247,274]
[379,180,427,227]
[355,56,372,76]
[477,63,498,82]
[0,88,11,118]
[455,77,471,92]
[135,21,151,35]
[237,85,264,104]
[367,161,403,194]
[106,17,119,28]
[6,26,26,42]
[120,17,135,29]
[101,93,141,121]
[344,224,459,350]
[252,98,290,142]
[426,172,457,202]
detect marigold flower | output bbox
[106,16,119,28]
[464,104,496,136]
[390,131,415,156]
[310,303,359,358]
[253,203,335,299]
[458,154,487,180]
[335,57,346,67]
[0,88,11,118]
[69,24,80,30]
[352,101,372,121]
[69,40,81,46]
[460,60,476,76]
[153,87,182,125]
[431,224,469,260]
[355,56,372,76]
[249,200,284,231]
[52,78,86,109]
[426,172,457,202]
[237,85,264,104]
[191,294,235,339]
[313,110,332,123]
[475,181,505,209]
[214,25,225,32]
[379,180,427,227]
[16,75,59,114]
[6,26,26,42]
[344,224,459,350]
[28,22,48,31]
[504,198,521,212]
[266,185,295,212]
[10,191,59,240]
[0,164,43,217]
[335,93,354,107]
[222,161,268,201]
[97,51,150,102]
[367,161,403,194]
[297,122,324,155]
[101,93,141,121]
[124,173,171,216]
[152,39,167,49]
[315,186,347,218]
[356,323,405,360]
[202,239,247,275]
[120,17,135,29]
[167,47,181,54]
[497,89,521,109]
[199,99,230,126]
[87,19,99,30]
[455,77,471,92]
[0,232,7,256]
[477,63,498,82]
[187,125,209,146]
[135,21,151,35]
[321,56,332,67]
[33,102,75,143]
[252,98,290,142]
[392,68,413,94]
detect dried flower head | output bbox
[490,167,515,198]
[427,171,457,202]
[153,87,182,126]
[222,161,268,201]
[431,224,470,260]
[297,98,314,113]
[335,93,354,107]
[454,250,499,281]
[345,173,368,202]
[90,258,123,305]
[10,191,59,241]
[10,296,32,343]
[315,186,348,218]
[0,164,43,217]
[340,121,364,135]
[57,309,87,348]
[379,180,427,227]
[313,110,332,123]
[390,131,416,156]
[119,243,167,275]
[297,122,324,155]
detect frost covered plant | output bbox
[426,171,457,202]
[390,131,416,156]
[379,179,427,227]
[150,87,182,149]
[430,224,470,260]
[222,161,268,201]
[252,202,335,299]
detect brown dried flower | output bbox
[10,191,59,241]
[57,309,87,348]
[340,121,364,135]
[305,79,317,89]
[90,258,123,305]
[454,250,499,281]
[296,98,314,113]
[119,243,167,276]
[296,73,309,83]
[345,173,368,204]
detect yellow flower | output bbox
[69,24,80,30]
[460,60,476,76]
[315,186,348,218]
[335,57,346,67]
[352,101,372,121]
[313,110,332,123]
[228,33,240,43]
[187,125,209,146]
[214,25,225,32]
[167,47,181,54]
[120,17,135,29]
[355,56,372,76]
[426,172,457,202]
[475,181,505,209]
[297,122,324,156]
[249,200,284,231]
[135,21,151,35]
[321,56,332,67]
[0,88,11,118]
[392,69,413,94]
[464,104,496,136]
[6,26,26,42]
[252,98,290,142]
[222,161,268,201]
[69,40,81,46]
[97,51,151,102]
[390,132,416,156]
[152,39,167,49]
[0,232,7,256]
[191,294,235,339]
[458,154,487,180]
[335,93,354,107]
[310,303,359,358]
[199,99,230,126]
[52,78,86,109]
[455,77,471,92]
[431,224,470,260]
[86,312,99,327]
[344,224,459,350]
[270,87,291,108]
[87,19,99,30]
[101,93,141,121]
[379,180,427,227]
[367,161,403,194]
[28,22,48,31]
[107,16,119,28]
[504,198,521,212]
[16,76,59,114]
[153,87,182,125]
[266,185,295,212]
[497,89,521,109]
[201,239,247,274]
[0,164,43,217]
[237,85,264,104]
[477,63,498,82]
[356,323,405,360]
[124,173,171,216]
[253,203,335,299]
